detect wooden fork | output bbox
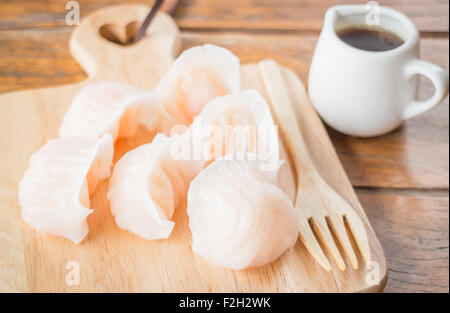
[259,60,371,271]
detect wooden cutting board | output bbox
[0,4,387,292]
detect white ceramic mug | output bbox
[308,5,449,137]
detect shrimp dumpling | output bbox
[138,44,240,133]
[107,90,279,240]
[18,135,114,244]
[191,89,279,166]
[187,157,298,270]
[59,81,143,140]
[107,133,204,240]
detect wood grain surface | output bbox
[360,190,449,292]
[0,0,448,292]
[1,0,448,32]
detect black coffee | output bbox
[337,27,404,52]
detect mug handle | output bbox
[403,59,449,120]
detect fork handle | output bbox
[259,60,318,182]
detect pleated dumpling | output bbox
[191,89,279,166]
[138,44,240,133]
[107,133,203,240]
[18,135,114,244]
[187,156,298,270]
[107,90,279,241]
[59,81,143,140]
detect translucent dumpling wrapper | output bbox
[189,89,279,168]
[107,90,279,240]
[59,81,143,140]
[187,156,298,270]
[18,135,114,244]
[107,133,203,240]
[137,44,241,133]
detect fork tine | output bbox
[328,214,358,270]
[311,217,346,271]
[298,218,331,272]
[345,211,371,266]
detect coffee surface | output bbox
[337,27,404,52]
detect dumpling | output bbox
[107,90,279,240]
[137,44,240,133]
[59,81,143,140]
[18,135,114,244]
[59,45,240,140]
[190,89,279,167]
[107,133,203,240]
[187,156,298,270]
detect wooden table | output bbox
[0,0,448,293]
